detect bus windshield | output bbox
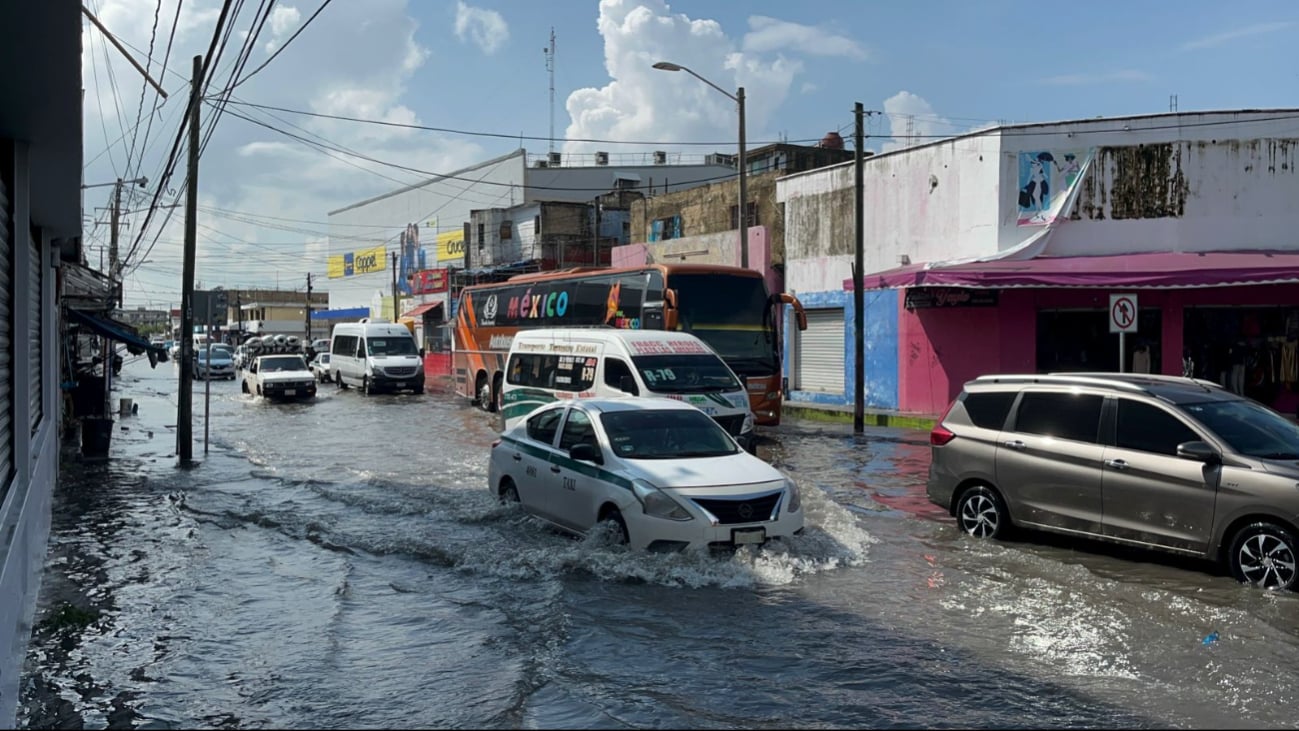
[631,354,740,394]
[668,273,775,374]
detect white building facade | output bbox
[778,109,1299,417]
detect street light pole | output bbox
[652,61,748,269]
[736,86,747,270]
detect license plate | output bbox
[395,382,405,387]
[284,389,295,396]
[732,528,766,545]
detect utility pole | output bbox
[391,251,399,321]
[853,102,866,434]
[109,179,121,304]
[305,272,313,344]
[235,292,243,339]
[737,86,748,270]
[178,55,201,463]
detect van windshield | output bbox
[366,338,418,356]
[631,354,740,393]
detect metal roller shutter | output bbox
[797,308,845,393]
[0,177,13,485]
[28,227,40,431]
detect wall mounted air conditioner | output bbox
[706,153,735,167]
[548,152,562,166]
[653,150,667,165]
[595,151,609,165]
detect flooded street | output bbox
[19,359,1299,729]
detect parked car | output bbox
[241,354,317,401]
[928,372,1299,591]
[232,344,249,370]
[309,352,332,382]
[488,398,803,552]
[194,343,236,380]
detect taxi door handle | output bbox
[1105,459,1130,471]
[550,465,562,474]
[511,454,521,462]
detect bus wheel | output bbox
[492,372,504,413]
[476,373,492,412]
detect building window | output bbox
[730,202,759,229]
[500,221,513,240]
[477,222,486,250]
[614,177,637,190]
[534,215,541,236]
[650,215,682,242]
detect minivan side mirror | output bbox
[570,443,603,465]
[1177,440,1220,464]
[618,375,639,396]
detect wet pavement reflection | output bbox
[19,359,1299,728]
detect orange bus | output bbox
[452,264,807,425]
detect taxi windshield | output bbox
[600,409,738,460]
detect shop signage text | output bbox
[904,287,999,310]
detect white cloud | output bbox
[800,81,819,94]
[880,91,953,152]
[83,0,486,306]
[742,16,866,60]
[564,0,820,157]
[454,1,509,55]
[1041,69,1153,86]
[1181,21,1292,51]
[270,5,302,36]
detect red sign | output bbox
[409,268,448,295]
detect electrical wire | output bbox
[230,0,334,89]
[125,0,164,178]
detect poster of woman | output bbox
[1016,149,1091,226]
[398,223,427,296]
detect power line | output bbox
[125,0,164,178]
[231,0,335,89]
[215,97,827,147]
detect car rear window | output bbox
[1014,392,1104,443]
[961,391,1015,430]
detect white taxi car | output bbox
[488,398,803,552]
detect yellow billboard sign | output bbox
[327,245,388,279]
[436,230,466,263]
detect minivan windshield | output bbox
[600,409,738,459]
[630,354,740,394]
[1179,399,1299,459]
[366,337,418,356]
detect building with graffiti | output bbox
[776,109,1299,418]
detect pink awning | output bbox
[846,251,1299,290]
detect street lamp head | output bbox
[652,61,683,72]
[135,175,148,188]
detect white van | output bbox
[501,328,755,451]
[330,319,424,395]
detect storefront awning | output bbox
[848,251,1299,291]
[401,302,443,319]
[67,308,166,355]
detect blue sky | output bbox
[80,0,1298,306]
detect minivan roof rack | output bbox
[972,372,1221,394]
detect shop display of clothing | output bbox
[1131,347,1151,374]
[1283,340,1298,387]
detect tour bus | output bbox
[452,264,807,425]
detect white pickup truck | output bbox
[241,354,318,401]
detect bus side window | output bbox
[604,358,638,395]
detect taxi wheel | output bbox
[499,479,520,504]
[599,507,629,546]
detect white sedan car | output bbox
[488,398,803,552]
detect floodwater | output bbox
[19,358,1299,729]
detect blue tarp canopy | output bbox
[310,307,369,320]
[67,308,166,356]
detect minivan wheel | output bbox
[956,485,1009,540]
[1229,522,1298,591]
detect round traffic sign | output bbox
[1111,296,1136,331]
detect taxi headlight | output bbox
[784,477,802,513]
[632,480,693,522]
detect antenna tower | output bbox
[544,28,556,156]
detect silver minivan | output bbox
[928,373,1299,590]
